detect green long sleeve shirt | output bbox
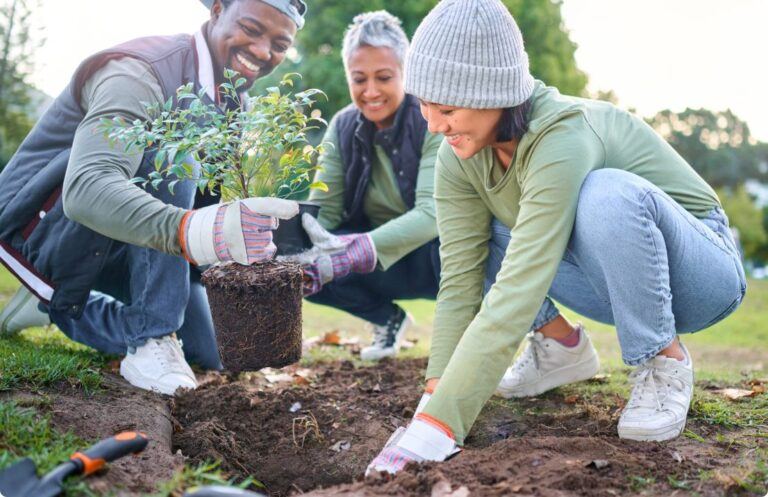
[424,81,720,443]
[63,57,186,256]
[309,115,442,270]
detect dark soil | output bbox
[173,359,764,497]
[203,261,303,373]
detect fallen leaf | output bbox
[293,375,310,386]
[321,330,342,345]
[264,373,294,383]
[751,384,766,395]
[564,395,580,404]
[330,440,351,452]
[586,459,610,470]
[714,388,757,401]
[589,374,611,383]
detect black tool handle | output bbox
[70,432,149,476]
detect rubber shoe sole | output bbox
[119,360,196,396]
[0,288,47,336]
[618,418,687,442]
[496,353,600,399]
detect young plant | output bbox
[100,71,328,201]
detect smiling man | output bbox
[0,0,306,395]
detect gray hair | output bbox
[341,11,409,70]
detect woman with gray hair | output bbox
[291,11,443,361]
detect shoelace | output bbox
[514,332,548,371]
[151,337,183,371]
[371,311,404,348]
[626,363,685,411]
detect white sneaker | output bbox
[495,325,600,398]
[120,334,198,395]
[0,286,50,336]
[618,342,694,442]
[360,307,413,361]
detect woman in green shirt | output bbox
[290,11,443,361]
[367,0,746,475]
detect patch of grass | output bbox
[304,279,768,376]
[628,474,656,492]
[150,460,262,497]
[0,327,108,393]
[667,475,692,490]
[690,390,768,429]
[0,400,96,496]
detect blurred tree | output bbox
[0,0,41,170]
[717,186,767,262]
[254,0,587,129]
[647,108,765,188]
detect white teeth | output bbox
[236,53,258,72]
[367,101,384,108]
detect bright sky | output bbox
[29,0,768,141]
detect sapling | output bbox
[101,72,329,372]
[101,70,328,202]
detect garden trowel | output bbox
[0,432,148,497]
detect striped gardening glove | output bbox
[284,214,376,296]
[366,413,461,476]
[180,198,298,266]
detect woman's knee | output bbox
[573,169,656,242]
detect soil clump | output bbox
[203,261,303,372]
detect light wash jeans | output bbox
[47,157,222,370]
[484,169,746,365]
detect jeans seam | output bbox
[636,189,676,364]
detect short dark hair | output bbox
[496,98,532,142]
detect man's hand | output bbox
[180,198,298,266]
[283,214,376,296]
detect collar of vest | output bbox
[352,94,419,146]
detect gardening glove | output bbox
[366,414,461,476]
[284,213,376,296]
[180,198,298,266]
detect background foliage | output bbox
[253,0,588,124]
[0,0,41,170]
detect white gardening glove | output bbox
[366,414,461,476]
[282,214,376,296]
[180,198,298,266]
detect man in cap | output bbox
[0,0,306,395]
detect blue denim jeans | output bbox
[485,169,747,365]
[307,237,441,325]
[48,159,222,370]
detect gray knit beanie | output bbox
[405,0,534,109]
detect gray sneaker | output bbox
[0,286,50,336]
[360,307,413,361]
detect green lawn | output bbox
[302,278,768,377]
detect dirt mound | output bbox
[173,358,425,494]
[10,374,182,496]
[172,359,748,497]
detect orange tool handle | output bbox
[71,432,149,476]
